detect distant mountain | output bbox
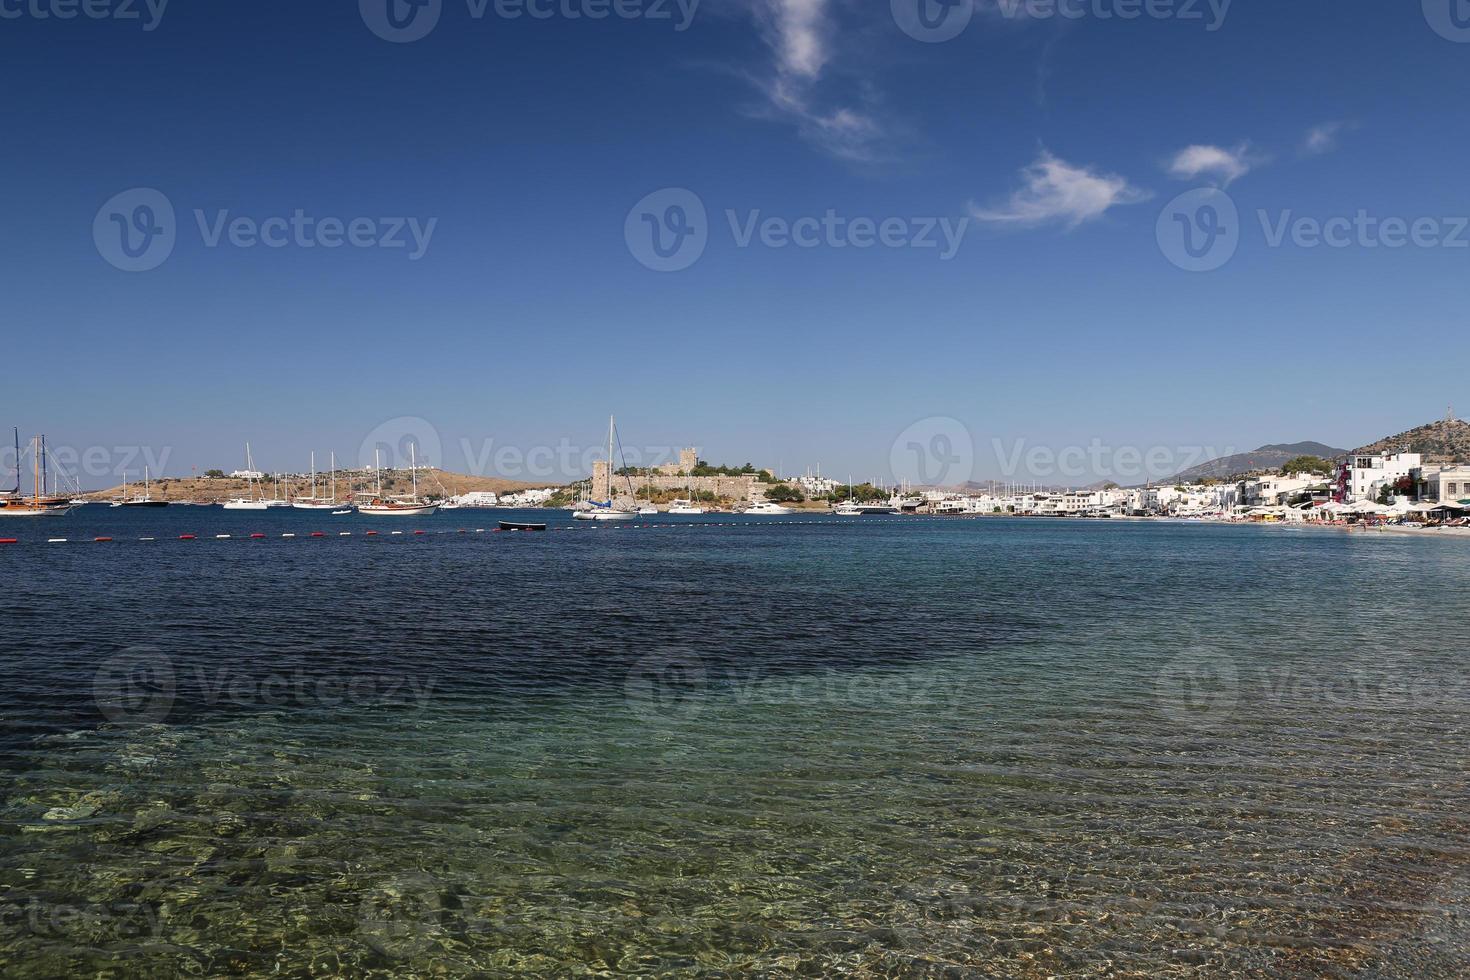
[1168,441,1347,483]
[1354,418,1470,464]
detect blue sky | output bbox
[2,0,1468,487]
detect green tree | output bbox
[765,484,805,503]
[204,469,225,479]
[1282,455,1334,476]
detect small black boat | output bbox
[498,521,547,532]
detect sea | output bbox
[1,507,1467,976]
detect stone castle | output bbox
[590,447,762,504]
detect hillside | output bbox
[84,468,553,504]
[1353,418,1470,464]
[1169,441,1347,483]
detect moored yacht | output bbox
[571,415,638,521]
[745,501,796,515]
[0,432,73,517]
[224,443,271,509]
[357,445,439,516]
[292,451,341,510]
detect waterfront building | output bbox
[1340,451,1421,502]
[1413,465,1470,504]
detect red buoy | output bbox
[94,537,113,543]
[250,533,266,539]
[0,538,17,545]
[179,534,196,540]
[310,531,325,538]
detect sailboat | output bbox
[358,444,439,516]
[0,431,73,517]
[573,416,637,521]
[223,443,271,510]
[668,468,706,515]
[293,451,338,510]
[117,465,169,507]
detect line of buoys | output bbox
[0,516,902,546]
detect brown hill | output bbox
[1353,419,1470,464]
[84,468,553,504]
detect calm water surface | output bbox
[1,510,1467,976]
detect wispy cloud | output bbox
[1302,121,1351,156]
[1166,143,1255,185]
[744,0,888,162]
[971,152,1150,228]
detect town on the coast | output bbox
[3,413,1469,530]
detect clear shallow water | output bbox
[1,511,1468,976]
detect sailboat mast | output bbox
[40,435,48,496]
[375,448,382,497]
[411,443,419,502]
[330,452,336,504]
[33,437,40,500]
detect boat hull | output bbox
[358,505,439,516]
[573,510,635,521]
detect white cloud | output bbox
[1302,121,1349,156]
[970,152,1150,228]
[764,0,829,79]
[1166,144,1254,185]
[743,0,887,162]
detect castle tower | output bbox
[591,460,610,501]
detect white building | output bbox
[452,491,500,507]
[795,472,840,498]
[1343,451,1421,502]
[229,469,265,480]
[1245,473,1326,507]
[1414,465,1470,504]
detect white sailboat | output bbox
[358,445,439,516]
[293,451,338,510]
[223,443,270,510]
[573,415,636,521]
